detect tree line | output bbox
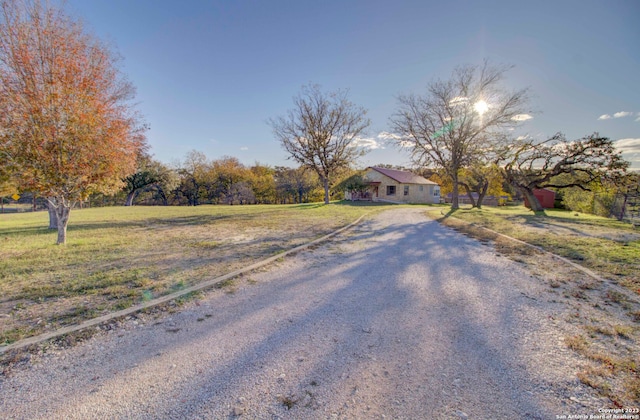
[117,151,330,207]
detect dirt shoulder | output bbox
[429,208,640,407]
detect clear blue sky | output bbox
[66,0,640,169]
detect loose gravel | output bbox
[0,208,608,419]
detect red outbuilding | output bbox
[524,188,556,209]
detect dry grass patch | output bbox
[569,339,639,406]
[565,334,589,352]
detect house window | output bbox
[404,186,409,196]
[386,185,396,196]
[419,186,424,192]
[434,187,440,197]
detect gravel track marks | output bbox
[1,208,598,419]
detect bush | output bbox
[561,187,616,218]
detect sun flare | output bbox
[474,100,489,115]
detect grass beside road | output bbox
[0,202,389,345]
[434,205,640,294]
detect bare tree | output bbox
[390,61,529,209]
[498,133,628,212]
[227,182,255,205]
[270,84,370,204]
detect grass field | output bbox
[0,202,389,345]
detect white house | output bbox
[346,167,440,204]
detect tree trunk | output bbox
[451,177,460,210]
[124,190,137,206]
[158,189,169,206]
[322,177,330,204]
[476,181,489,209]
[618,194,628,221]
[55,204,71,245]
[48,197,73,244]
[522,188,544,212]
[47,200,58,229]
[460,183,476,208]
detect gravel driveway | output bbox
[1,208,598,419]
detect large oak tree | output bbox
[270,84,370,204]
[123,154,177,206]
[0,0,146,243]
[498,133,628,212]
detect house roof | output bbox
[368,167,438,185]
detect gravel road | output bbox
[1,208,600,419]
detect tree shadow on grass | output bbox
[436,206,459,221]
[0,214,239,239]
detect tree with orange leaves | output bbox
[0,0,147,244]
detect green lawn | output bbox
[0,202,389,345]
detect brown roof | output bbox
[368,167,438,185]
